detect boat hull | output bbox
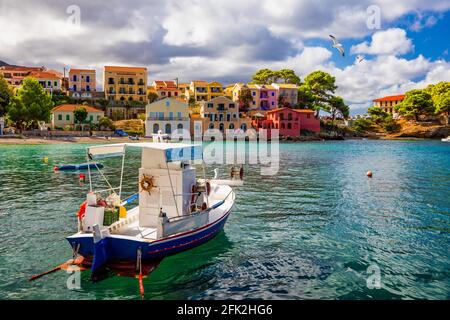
[66,208,231,264]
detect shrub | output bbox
[352,119,374,132]
[382,116,401,133]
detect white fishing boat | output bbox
[31,142,242,293]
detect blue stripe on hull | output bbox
[67,212,230,263]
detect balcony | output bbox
[146,116,189,121]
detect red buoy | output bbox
[53,166,59,172]
[367,171,373,178]
[79,173,85,182]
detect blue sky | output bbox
[0,0,449,114]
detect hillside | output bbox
[114,119,144,135]
[386,120,450,139]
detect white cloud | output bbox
[350,28,413,56]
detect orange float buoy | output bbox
[79,173,86,182]
[366,171,373,178]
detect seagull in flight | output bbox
[356,55,365,63]
[329,34,345,57]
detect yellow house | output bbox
[104,66,148,104]
[373,94,405,115]
[207,81,223,99]
[200,96,246,134]
[51,104,104,130]
[177,82,190,101]
[145,97,190,137]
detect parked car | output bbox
[129,135,140,141]
[114,129,129,137]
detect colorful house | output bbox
[0,66,45,88]
[151,80,182,99]
[26,71,62,93]
[373,94,405,116]
[104,66,148,119]
[200,96,246,134]
[51,104,104,130]
[256,107,319,137]
[145,97,190,137]
[232,83,278,111]
[68,69,96,97]
[188,80,224,102]
[272,83,299,107]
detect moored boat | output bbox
[442,136,450,142]
[54,162,104,171]
[65,142,238,286]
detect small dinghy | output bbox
[30,142,240,298]
[54,163,104,171]
[442,136,450,142]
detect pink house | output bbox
[257,85,278,110]
[259,107,320,137]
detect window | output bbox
[73,75,77,81]
[229,123,235,129]
[288,113,292,120]
[287,123,292,129]
[177,123,183,130]
[47,81,51,87]
[280,113,284,120]
[209,123,214,129]
[165,123,171,134]
[153,123,159,134]
[226,114,231,121]
[166,101,170,106]
[177,112,182,118]
[58,114,62,121]
[219,123,224,132]
[86,85,90,92]
[169,112,174,119]
[229,103,235,108]
[97,115,100,121]
[281,123,285,129]
[252,101,255,105]
[66,114,70,121]
[271,92,275,96]
[90,115,94,122]
[86,76,90,82]
[158,112,164,119]
[207,103,214,108]
[73,85,77,91]
[252,91,256,96]
[271,101,274,105]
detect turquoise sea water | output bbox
[0,140,449,300]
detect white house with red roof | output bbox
[51,104,104,130]
[373,94,405,116]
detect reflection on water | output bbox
[0,140,449,299]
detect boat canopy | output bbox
[87,143,203,162]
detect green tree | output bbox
[277,69,301,85]
[396,89,433,121]
[98,116,115,130]
[435,91,450,124]
[382,115,401,133]
[251,68,301,85]
[238,86,253,111]
[7,77,53,130]
[329,96,349,120]
[352,118,374,132]
[300,70,337,116]
[188,96,196,108]
[73,107,88,126]
[367,106,389,124]
[0,74,13,116]
[251,69,280,85]
[147,92,159,103]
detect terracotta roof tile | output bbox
[52,104,103,113]
[373,94,405,102]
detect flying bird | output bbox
[329,34,345,57]
[356,55,365,63]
